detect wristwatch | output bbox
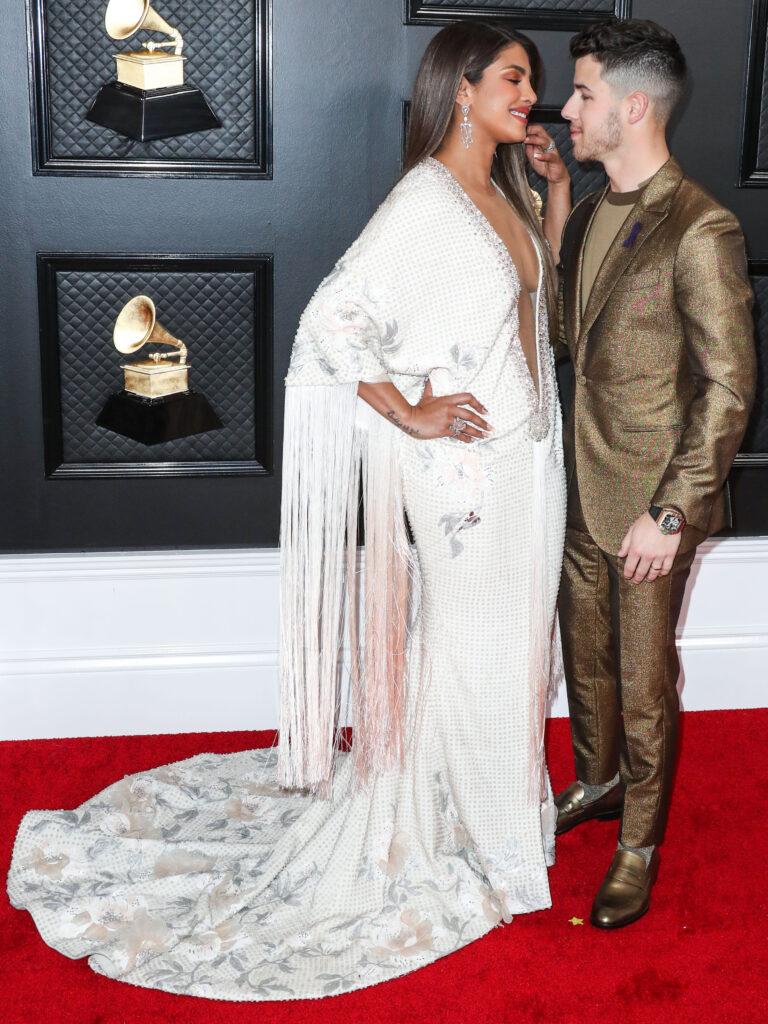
[649,505,686,536]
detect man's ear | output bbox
[626,90,650,125]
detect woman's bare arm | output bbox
[524,124,572,264]
[542,180,572,265]
[357,380,492,443]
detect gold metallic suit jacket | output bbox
[558,157,757,554]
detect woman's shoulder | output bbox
[354,159,467,258]
[384,158,462,218]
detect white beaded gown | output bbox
[7,158,566,1000]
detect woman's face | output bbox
[461,42,537,146]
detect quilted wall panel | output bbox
[29,0,269,172]
[746,271,768,453]
[40,258,272,473]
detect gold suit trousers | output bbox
[559,473,696,848]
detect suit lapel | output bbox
[576,157,684,360]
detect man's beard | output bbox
[574,107,623,162]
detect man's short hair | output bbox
[570,19,687,123]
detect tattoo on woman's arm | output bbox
[386,410,422,437]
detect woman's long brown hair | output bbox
[402,22,559,338]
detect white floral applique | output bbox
[292,260,398,381]
[176,914,253,964]
[21,846,70,880]
[448,343,478,376]
[480,885,514,926]
[152,850,217,879]
[372,908,435,959]
[72,898,175,974]
[434,445,492,557]
[483,835,524,879]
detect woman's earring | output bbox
[460,104,473,149]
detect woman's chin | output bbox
[496,128,527,146]
[499,131,528,147]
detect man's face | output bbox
[561,55,623,162]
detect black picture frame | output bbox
[735,258,768,468]
[404,0,632,30]
[25,0,272,178]
[740,0,768,187]
[38,252,274,479]
[726,258,768,533]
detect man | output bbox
[556,19,756,928]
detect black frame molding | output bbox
[404,0,632,30]
[25,0,273,178]
[736,258,768,467]
[529,105,565,125]
[38,252,274,479]
[726,258,768,534]
[740,0,768,187]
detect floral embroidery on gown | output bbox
[7,159,566,1001]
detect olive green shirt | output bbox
[580,185,646,314]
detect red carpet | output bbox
[1,710,765,1024]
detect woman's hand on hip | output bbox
[403,380,493,443]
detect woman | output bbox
[7,23,571,1000]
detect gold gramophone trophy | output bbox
[86,0,221,141]
[96,295,222,445]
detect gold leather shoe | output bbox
[590,849,659,929]
[554,781,624,836]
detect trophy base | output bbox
[96,390,223,446]
[86,81,221,142]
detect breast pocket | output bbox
[624,268,661,290]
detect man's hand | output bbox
[618,513,682,584]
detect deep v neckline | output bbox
[426,157,550,441]
[427,158,543,291]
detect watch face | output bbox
[660,512,683,534]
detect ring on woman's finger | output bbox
[449,415,465,437]
[542,140,556,154]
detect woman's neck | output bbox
[434,128,497,196]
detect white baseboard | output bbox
[1,539,766,741]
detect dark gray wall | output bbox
[0,1,764,552]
